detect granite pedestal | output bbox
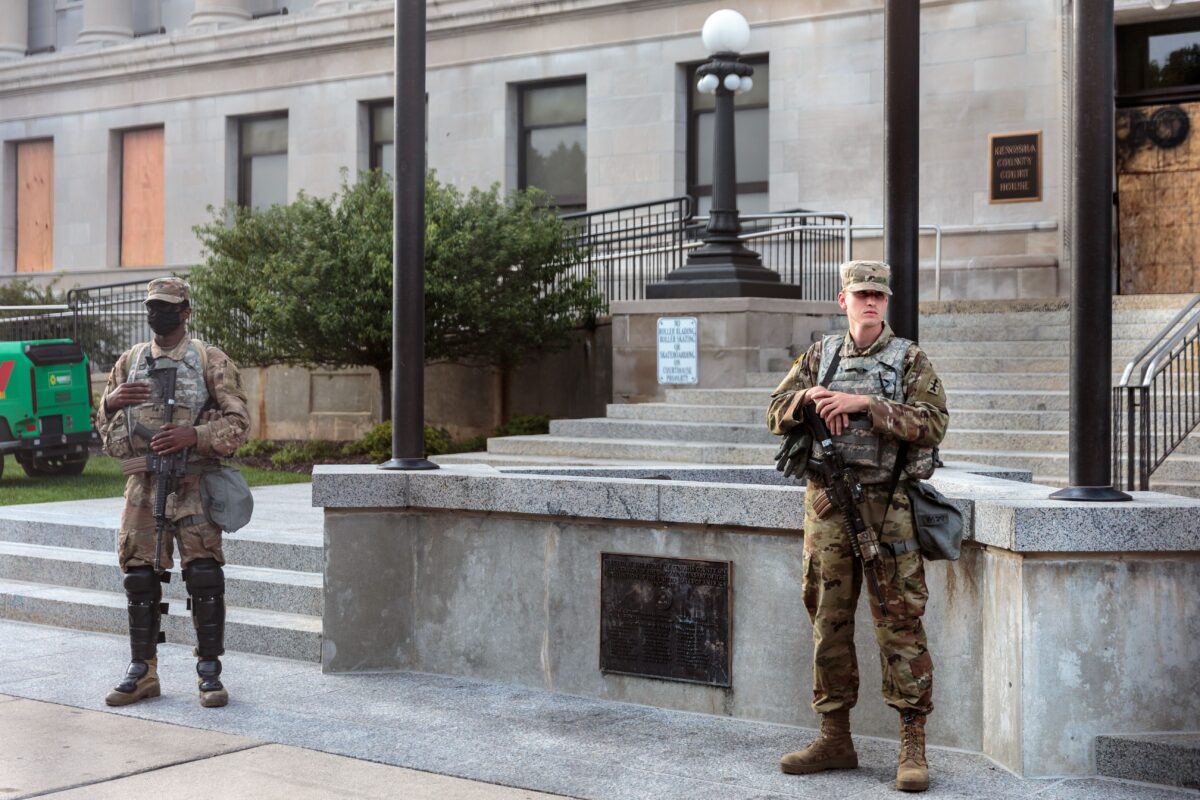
[312,464,1200,778]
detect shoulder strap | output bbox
[820,340,843,388]
[880,440,910,529]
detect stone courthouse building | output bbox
[0,0,1197,299]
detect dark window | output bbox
[518,80,586,212]
[367,96,426,180]
[688,58,769,216]
[1118,18,1200,106]
[238,114,288,210]
[369,101,394,178]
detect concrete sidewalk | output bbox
[0,693,560,799]
[1,620,1195,800]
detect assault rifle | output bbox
[130,361,190,575]
[800,402,890,618]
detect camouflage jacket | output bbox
[95,334,251,461]
[767,322,949,452]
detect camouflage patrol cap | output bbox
[144,277,190,305]
[840,260,892,295]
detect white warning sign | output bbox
[657,317,698,385]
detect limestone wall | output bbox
[0,0,1068,300]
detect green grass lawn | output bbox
[0,453,310,506]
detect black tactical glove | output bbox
[774,428,812,480]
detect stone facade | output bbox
[0,0,1193,298]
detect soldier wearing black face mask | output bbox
[95,277,251,708]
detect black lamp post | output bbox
[646,9,802,300]
[1048,0,1128,501]
[380,0,437,471]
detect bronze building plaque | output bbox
[989,130,1042,203]
[599,553,732,687]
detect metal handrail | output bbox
[1117,294,1200,387]
[1113,293,1200,491]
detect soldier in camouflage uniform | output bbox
[767,261,948,793]
[95,277,251,708]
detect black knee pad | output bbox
[184,559,225,597]
[124,567,160,600]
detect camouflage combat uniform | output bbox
[767,322,948,717]
[96,336,250,572]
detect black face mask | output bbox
[147,306,183,336]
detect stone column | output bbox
[77,0,134,44]
[0,0,28,60]
[189,0,252,28]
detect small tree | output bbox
[190,171,603,420]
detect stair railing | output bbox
[1113,294,1200,491]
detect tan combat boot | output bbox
[105,659,160,706]
[780,709,858,774]
[896,712,929,792]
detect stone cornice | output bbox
[0,0,963,102]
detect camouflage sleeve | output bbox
[194,347,251,458]
[867,344,949,448]
[94,351,131,453]
[766,340,823,435]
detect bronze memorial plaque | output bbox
[599,553,732,687]
[989,130,1042,203]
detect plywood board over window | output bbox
[121,127,165,267]
[1117,101,1200,294]
[16,140,53,273]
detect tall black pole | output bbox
[884,0,919,342]
[1049,0,1128,501]
[381,0,436,471]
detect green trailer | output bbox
[0,339,99,479]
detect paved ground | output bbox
[2,620,1195,800]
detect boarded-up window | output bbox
[16,140,53,273]
[121,127,165,267]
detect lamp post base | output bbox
[379,458,440,471]
[646,244,805,300]
[1048,485,1133,502]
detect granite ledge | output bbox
[312,464,1200,554]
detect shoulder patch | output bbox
[929,377,942,396]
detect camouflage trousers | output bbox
[118,472,224,573]
[802,481,934,716]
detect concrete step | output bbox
[922,339,1147,359]
[433,451,686,467]
[938,448,1200,483]
[0,541,322,616]
[550,418,776,445]
[949,409,1069,429]
[0,510,323,573]
[0,577,321,661]
[748,371,1088,391]
[919,322,1173,342]
[941,429,1067,452]
[666,387,1073,410]
[665,388,774,407]
[485,435,775,465]
[606,403,763,424]
[1095,733,1200,790]
[944,390,1070,411]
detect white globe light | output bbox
[739,76,753,94]
[723,73,741,92]
[701,9,751,55]
[697,73,720,94]
[1149,0,1173,9]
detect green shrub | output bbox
[269,440,341,467]
[236,439,281,458]
[342,421,455,461]
[494,414,551,437]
